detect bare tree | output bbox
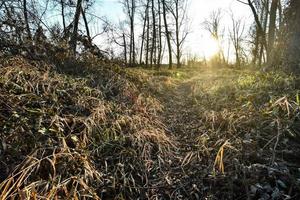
[122,0,136,66]
[110,21,128,63]
[229,13,245,67]
[157,0,162,68]
[23,0,32,40]
[203,9,226,64]
[60,0,66,33]
[81,6,91,45]
[70,0,83,54]
[237,0,268,66]
[285,0,300,70]
[162,0,172,69]
[168,0,189,68]
[139,0,150,65]
[150,0,156,67]
[238,0,282,66]
[145,0,150,67]
[267,0,279,64]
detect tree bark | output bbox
[81,7,92,45]
[70,0,83,55]
[267,0,279,64]
[175,1,180,68]
[286,0,300,70]
[157,0,162,69]
[258,0,269,66]
[23,0,32,40]
[162,0,172,69]
[131,0,136,65]
[125,0,135,66]
[145,2,150,67]
[150,0,156,68]
[252,26,259,65]
[247,0,267,65]
[140,0,149,65]
[123,33,127,63]
[60,0,66,34]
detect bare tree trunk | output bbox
[262,0,269,65]
[125,0,135,66]
[203,10,225,65]
[168,0,188,68]
[278,1,283,26]
[140,0,149,65]
[23,0,31,40]
[229,13,245,67]
[267,0,278,65]
[139,16,146,65]
[162,0,172,69]
[253,2,266,66]
[145,3,150,67]
[247,0,267,64]
[123,33,127,63]
[252,26,259,65]
[286,0,300,70]
[175,1,180,68]
[226,38,231,64]
[70,0,83,55]
[131,0,136,65]
[81,7,92,45]
[129,20,132,64]
[157,0,162,69]
[60,0,66,34]
[150,0,156,68]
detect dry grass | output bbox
[191,68,300,198]
[139,66,300,199]
[0,56,174,199]
[1,57,299,199]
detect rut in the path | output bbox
[160,78,202,148]
[154,76,216,198]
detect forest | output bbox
[0,0,300,199]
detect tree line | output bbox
[115,0,189,69]
[0,0,299,71]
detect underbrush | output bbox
[1,59,299,199]
[0,56,174,199]
[187,68,300,199]
[126,67,191,95]
[136,66,300,199]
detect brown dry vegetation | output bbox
[130,67,300,199]
[0,56,173,199]
[0,57,300,199]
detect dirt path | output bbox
[161,77,201,147]
[150,68,300,199]
[155,71,214,198]
[153,69,247,198]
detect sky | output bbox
[93,0,253,60]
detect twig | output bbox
[271,119,281,165]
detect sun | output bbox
[199,36,220,59]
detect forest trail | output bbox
[153,69,219,198]
[150,67,300,199]
[160,73,202,151]
[158,68,227,152]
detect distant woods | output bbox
[0,0,299,71]
[119,0,189,68]
[0,0,189,69]
[202,0,300,70]
[237,0,300,69]
[0,0,105,61]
